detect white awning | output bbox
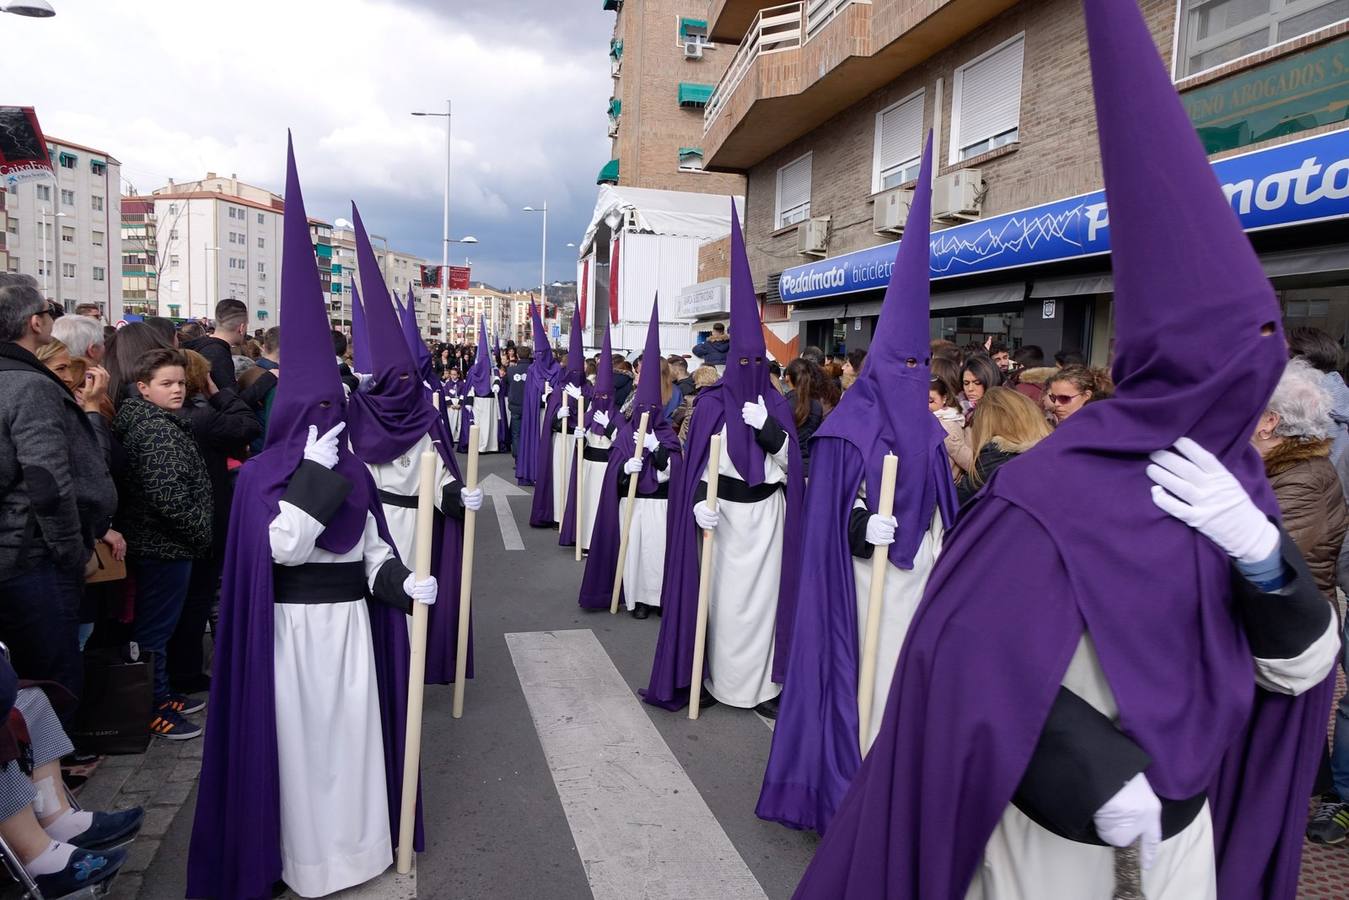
[579,185,745,257]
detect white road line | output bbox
[478,473,526,551]
[506,629,768,900]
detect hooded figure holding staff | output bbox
[456,320,500,455]
[515,302,561,486]
[529,309,591,528]
[560,320,620,554]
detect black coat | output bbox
[179,389,260,549]
[112,398,212,560]
[956,442,1022,506]
[182,336,237,393]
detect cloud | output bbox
[7,0,616,288]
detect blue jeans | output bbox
[510,409,523,459]
[130,558,193,703]
[0,561,83,710]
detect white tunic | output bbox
[852,505,944,752]
[471,393,499,453]
[574,428,613,552]
[701,424,790,708]
[365,432,458,565]
[619,453,672,610]
[964,615,1339,900]
[551,429,577,524]
[447,394,462,443]
[269,505,403,898]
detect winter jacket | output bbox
[0,342,117,573]
[1265,437,1348,600]
[956,438,1031,506]
[933,407,973,476]
[112,398,212,561]
[613,371,634,410]
[692,335,730,366]
[785,391,824,476]
[1011,366,1057,406]
[182,335,237,393]
[1318,370,1349,465]
[179,389,260,551]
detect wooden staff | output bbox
[558,394,570,534]
[431,390,441,411]
[688,434,723,721]
[610,412,650,615]
[856,453,898,756]
[396,450,437,874]
[452,425,480,719]
[1113,841,1144,900]
[575,395,586,562]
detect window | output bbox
[257,213,264,224]
[257,262,265,273]
[170,281,180,292]
[61,263,76,278]
[91,195,103,212]
[58,152,76,170]
[6,218,16,236]
[169,254,180,267]
[61,226,75,244]
[60,189,75,207]
[775,153,812,229]
[92,230,104,247]
[90,160,106,176]
[873,90,925,192]
[168,203,178,215]
[678,147,704,172]
[679,17,709,46]
[6,258,16,273]
[93,267,105,282]
[227,207,236,220]
[36,184,50,202]
[169,229,178,240]
[1177,0,1348,77]
[951,34,1024,163]
[258,236,265,249]
[228,232,237,245]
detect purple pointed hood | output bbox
[530,300,561,383]
[465,318,492,395]
[722,202,773,485]
[815,133,957,567]
[401,285,436,384]
[563,306,585,388]
[255,133,371,552]
[635,299,663,411]
[589,322,616,419]
[350,279,370,374]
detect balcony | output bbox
[703,0,1019,170]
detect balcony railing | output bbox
[704,0,869,134]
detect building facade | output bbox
[330,225,435,336]
[5,137,123,318]
[704,0,1349,362]
[120,198,157,316]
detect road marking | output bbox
[478,473,526,551]
[506,629,768,900]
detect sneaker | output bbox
[31,846,125,898]
[68,808,144,853]
[150,704,203,741]
[166,693,206,715]
[1307,799,1349,844]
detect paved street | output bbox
[98,449,817,899]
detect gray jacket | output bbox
[0,342,117,573]
[1321,370,1349,466]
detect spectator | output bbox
[613,356,635,409]
[112,348,212,739]
[669,355,695,399]
[929,377,972,476]
[177,321,207,343]
[768,359,784,395]
[1045,364,1114,425]
[257,325,280,372]
[784,358,828,475]
[52,314,106,364]
[332,328,359,392]
[843,348,866,379]
[183,298,248,391]
[960,354,1002,422]
[105,322,173,403]
[989,341,1011,373]
[506,344,532,457]
[1007,345,1054,404]
[801,344,825,366]
[35,339,77,392]
[1053,348,1086,367]
[930,338,960,361]
[74,302,102,320]
[956,386,1052,505]
[692,322,730,366]
[0,274,116,700]
[143,315,179,347]
[1287,326,1349,465]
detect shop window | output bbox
[775,152,812,229]
[873,90,924,192]
[1176,0,1349,77]
[951,34,1024,163]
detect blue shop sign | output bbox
[779,126,1349,303]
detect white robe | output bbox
[268,505,403,898]
[365,431,459,596]
[619,452,672,610]
[471,393,499,453]
[964,615,1339,900]
[551,428,577,525]
[852,505,944,752]
[701,424,790,708]
[574,428,613,552]
[447,393,462,443]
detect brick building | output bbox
[702,0,1349,362]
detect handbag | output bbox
[86,542,126,584]
[68,643,152,755]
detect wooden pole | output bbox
[452,425,480,719]
[431,390,440,411]
[396,450,437,874]
[688,434,723,721]
[1113,841,1144,900]
[575,395,586,561]
[558,394,569,534]
[856,453,898,757]
[610,412,650,615]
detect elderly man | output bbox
[52,313,105,364]
[0,274,116,702]
[74,302,102,320]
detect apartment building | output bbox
[330,225,436,337]
[120,198,157,316]
[5,137,122,318]
[703,0,1349,361]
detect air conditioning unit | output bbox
[607,119,619,138]
[684,40,704,59]
[932,169,983,222]
[797,217,830,257]
[873,186,914,235]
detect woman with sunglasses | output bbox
[1045,364,1114,425]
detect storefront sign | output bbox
[676,278,730,318]
[1184,37,1349,154]
[1042,299,1056,320]
[779,126,1349,304]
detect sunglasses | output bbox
[1048,392,1082,405]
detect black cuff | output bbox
[1012,687,1152,843]
[604,421,618,440]
[848,507,874,559]
[1233,530,1333,660]
[372,558,413,614]
[442,481,466,522]
[651,446,670,473]
[755,415,788,455]
[282,461,353,525]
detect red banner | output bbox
[580,258,590,324]
[447,265,471,290]
[608,237,620,326]
[0,106,53,188]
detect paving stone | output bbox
[169,758,202,783]
[138,805,178,839]
[149,780,193,807]
[121,837,160,874]
[112,791,152,812]
[106,872,143,900]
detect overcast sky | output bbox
[7,0,615,290]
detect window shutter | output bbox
[777,155,812,224]
[957,37,1024,150]
[877,93,924,176]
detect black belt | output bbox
[274,562,366,605]
[583,446,612,463]
[378,489,418,509]
[694,476,783,505]
[619,474,670,499]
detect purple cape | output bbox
[642,385,803,710]
[528,384,593,528]
[515,304,562,485]
[185,461,424,899]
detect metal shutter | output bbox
[777,154,812,225]
[877,92,924,176]
[957,37,1024,151]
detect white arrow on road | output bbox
[478,473,528,551]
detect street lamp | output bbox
[412,101,453,339]
[38,207,65,297]
[523,203,548,313]
[0,0,55,16]
[204,246,221,321]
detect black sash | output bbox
[694,475,784,505]
[377,489,418,509]
[273,562,367,605]
[583,446,612,463]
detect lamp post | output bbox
[412,101,452,342]
[446,235,477,342]
[38,207,65,298]
[0,1,56,16]
[523,202,548,316]
[204,245,221,321]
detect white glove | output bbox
[556,404,571,421]
[623,457,644,475]
[564,383,583,401]
[402,573,438,607]
[742,394,769,430]
[543,381,553,398]
[491,382,499,395]
[459,487,483,511]
[1146,437,1279,565]
[694,500,720,530]
[866,514,897,546]
[644,430,660,453]
[592,410,610,430]
[303,423,345,469]
[357,373,375,391]
[1093,773,1162,871]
